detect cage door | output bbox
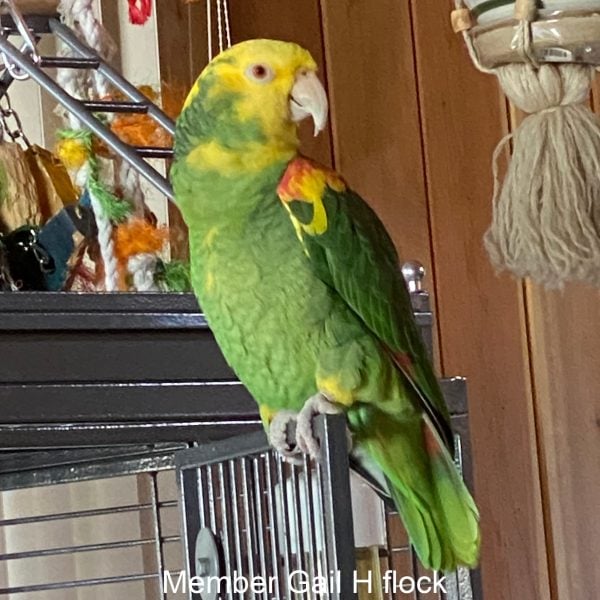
[174,414,357,600]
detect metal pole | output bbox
[317,415,357,600]
[50,18,176,136]
[0,36,175,199]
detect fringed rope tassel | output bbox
[484,64,600,288]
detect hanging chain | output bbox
[0,0,40,81]
[0,91,30,146]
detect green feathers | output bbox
[172,39,480,573]
[366,413,480,571]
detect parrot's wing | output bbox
[277,157,453,449]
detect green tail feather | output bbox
[365,414,480,571]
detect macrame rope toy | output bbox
[55,0,124,290]
[56,0,166,292]
[57,129,133,290]
[114,218,165,291]
[452,0,600,288]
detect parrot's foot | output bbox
[268,410,303,464]
[296,392,349,460]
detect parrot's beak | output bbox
[290,70,328,136]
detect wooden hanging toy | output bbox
[0,86,86,291]
[452,0,600,288]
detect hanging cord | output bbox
[451,0,495,75]
[206,0,213,61]
[222,0,231,48]
[201,0,232,61]
[214,0,232,55]
[216,0,223,53]
[89,188,119,291]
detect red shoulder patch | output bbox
[277,156,345,204]
[277,157,319,202]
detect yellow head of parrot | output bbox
[182,39,328,146]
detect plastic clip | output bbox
[0,0,40,81]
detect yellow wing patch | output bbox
[259,404,277,425]
[316,375,354,407]
[277,157,346,236]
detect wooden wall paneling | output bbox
[155,0,196,96]
[319,0,434,286]
[525,283,600,600]
[187,1,210,81]
[99,0,122,68]
[227,0,333,167]
[155,0,196,261]
[506,85,600,600]
[591,75,600,107]
[409,3,550,600]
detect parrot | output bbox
[171,39,480,571]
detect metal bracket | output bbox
[0,14,175,199]
[194,528,220,600]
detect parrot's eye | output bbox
[246,63,274,83]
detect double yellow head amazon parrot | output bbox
[171,39,480,571]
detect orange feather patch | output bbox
[277,156,345,204]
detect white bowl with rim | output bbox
[465,0,600,25]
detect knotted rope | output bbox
[453,0,600,287]
[58,0,160,291]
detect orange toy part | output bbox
[114,218,167,262]
[111,83,188,147]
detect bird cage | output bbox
[0,266,482,600]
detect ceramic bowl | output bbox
[465,0,600,25]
